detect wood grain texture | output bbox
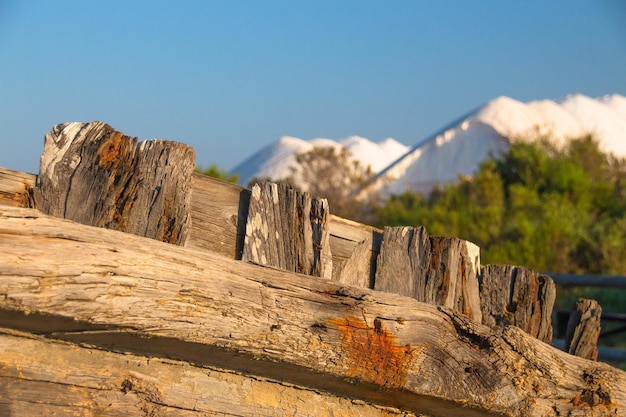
[32,122,195,245]
[328,215,382,287]
[186,173,250,258]
[243,183,332,278]
[0,328,417,417]
[0,167,35,208]
[1,206,625,417]
[375,226,482,323]
[480,265,556,344]
[0,167,378,284]
[565,298,603,361]
[334,237,375,288]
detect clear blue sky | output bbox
[1,0,625,174]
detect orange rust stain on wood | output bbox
[0,191,29,208]
[329,316,414,389]
[98,132,127,170]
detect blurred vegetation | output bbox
[375,135,626,351]
[376,135,626,275]
[196,164,239,184]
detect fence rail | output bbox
[547,273,626,288]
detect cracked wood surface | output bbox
[32,122,195,245]
[375,226,482,323]
[0,328,417,417]
[243,183,332,279]
[1,206,625,417]
[0,166,380,284]
[480,265,556,344]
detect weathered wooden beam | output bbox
[0,328,414,417]
[0,166,378,283]
[32,122,195,245]
[242,182,332,278]
[565,298,603,361]
[0,167,35,208]
[374,226,482,323]
[1,206,625,417]
[480,265,556,344]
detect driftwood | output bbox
[32,122,195,245]
[565,298,603,361]
[243,182,332,278]
[1,206,625,417]
[374,226,482,323]
[480,265,556,344]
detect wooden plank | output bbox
[565,298,603,361]
[32,122,195,245]
[374,226,482,323]
[2,206,625,417]
[0,167,35,208]
[242,183,332,278]
[480,265,556,344]
[334,237,375,288]
[329,215,382,288]
[0,328,415,417]
[186,173,250,259]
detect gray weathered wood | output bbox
[32,121,195,245]
[0,328,415,417]
[243,182,332,278]
[186,173,251,258]
[375,226,482,323]
[334,237,375,288]
[0,167,377,283]
[328,215,382,287]
[2,206,626,416]
[479,265,556,344]
[565,298,603,361]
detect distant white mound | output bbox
[367,93,626,197]
[231,135,409,188]
[230,93,626,199]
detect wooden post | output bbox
[374,226,482,323]
[479,265,556,344]
[565,298,603,360]
[33,122,195,245]
[242,183,332,278]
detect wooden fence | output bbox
[0,121,625,416]
[548,273,626,362]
